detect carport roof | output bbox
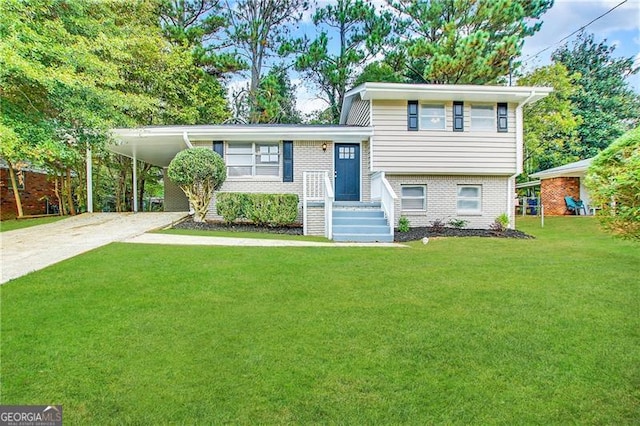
[530,158,593,179]
[109,124,374,167]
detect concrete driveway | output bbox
[0,212,187,284]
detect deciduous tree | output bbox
[585,127,640,240]
[552,31,640,158]
[518,63,582,178]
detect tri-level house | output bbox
[110,83,551,242]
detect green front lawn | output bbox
[0,215,67,232]
[1,217,638,423]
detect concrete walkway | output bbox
[123,233,405,248]
[0,212,187,284]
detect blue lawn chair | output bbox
[564,196,586,215]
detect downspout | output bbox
[508,91,537,228]
[369,99,374,173]
[182,132,193,149]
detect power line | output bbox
[521,0,629,63]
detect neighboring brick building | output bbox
[1,165,58,219]
[530,158,593,216]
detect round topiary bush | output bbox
[168,148,226,222]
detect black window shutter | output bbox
[283,141,293,182]
[453,101,464,132]
[213,141,224,157]
[407,100,418,131]
[497,103,508,132]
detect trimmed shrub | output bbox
[216,193,251,224]
[167,148,226,222]
[216,193,299,226]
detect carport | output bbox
[103,124,371,212]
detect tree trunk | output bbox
[7,161,24,218]
[54,174,66,216]
[66,168,76,215]
[115,160,128,212]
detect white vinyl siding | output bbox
[401,185,426,211]
[457,185,482,214]
[470,105,495,131]
[227,142,280,177]
[371,100,517,174]
[420,104,445,130]
[346,99,371,126]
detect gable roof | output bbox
[340,82,553,123]
[530,158,593,179]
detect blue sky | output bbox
[519,0,639,86]
[229,0,640,114]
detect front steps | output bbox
[332,202,394,243]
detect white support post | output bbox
[132,154,138,213]
[86,145,93,213]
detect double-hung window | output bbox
[470,105,494,131]
[401,185,427,211]
[457,185,482,214]
[255,144,279,176]
[420,104,445,130]
[227,143,280,177]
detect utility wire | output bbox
[521,0,629,63]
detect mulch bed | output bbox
[173,218,534,242]
[393,227,534,242]
[173,219,304,235]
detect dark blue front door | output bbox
[334,143,360,201]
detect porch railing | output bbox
[371,171,397,234]
[303,171,334,239]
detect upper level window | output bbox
[470,105,494,131]
[457,185,482,214]
[420,104,445,130]
[401,185,427,211]
[227,143,280,177]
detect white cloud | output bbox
[520,0,640,72]
[293,79,329,115]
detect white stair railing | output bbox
[303,171,334,238]
[371,171,397,236]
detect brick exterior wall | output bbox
[540,177,580,216]
[305,205,326,236]
[1,168,57,219]
[385,175,510,228]
[199,140,371,224]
